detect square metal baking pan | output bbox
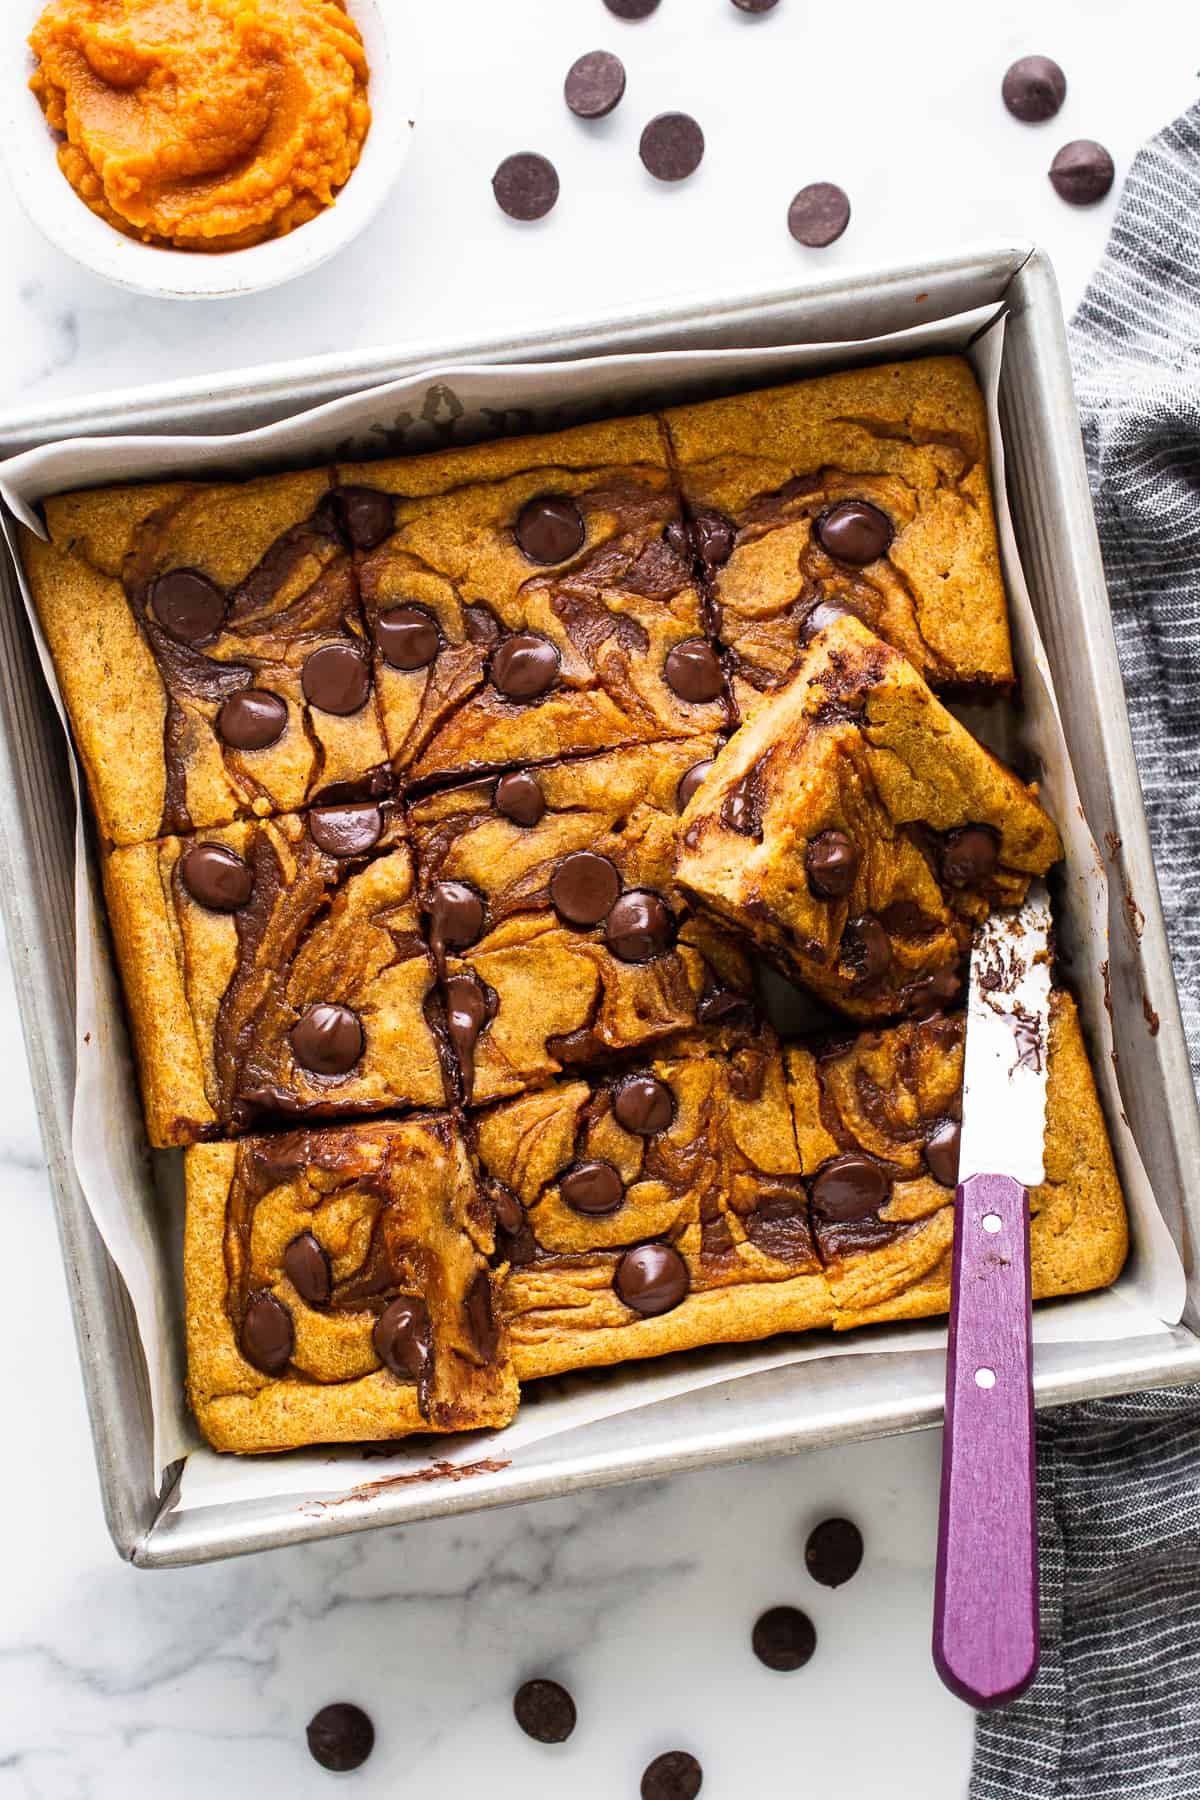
[3,241,1198,1569]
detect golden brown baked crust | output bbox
[337,412,730,781]
[676,614,1061,1020]
[662,356,1013,713]
[186,1119,518,1454]
[22,470,389,846]
[406,739,753,1105]
[483,1032,832,1379]
[105,809,445,1146]
[786,991,1128,1328]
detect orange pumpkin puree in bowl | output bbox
[28,0,371,252]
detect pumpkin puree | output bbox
[29,0,371,251]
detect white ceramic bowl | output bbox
[3,0,416,300]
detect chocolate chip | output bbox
[491,1182,525,1236]
[306,1704,375,1773]
[841,914,891,982]
[513,1679,577,1744]
[732,0,779,9]
[565,49,626,118]
[550,850,621,926]
[639,113,705,182]
[752,1606,817,1671]
[641,1750,703,1800]
[806,829,859,899]
[605,889,674,962]
[301,642,371,715]
[663,518,691,559]
[613,1073,674,1135]
[1002,55,1066,122]
[373,1294,432,1381]
[805,1516,864,1587]
[375,605,441,671]
[466,1270,500,1360]
[811,1154,890,1221]
[904,965,963,1016]
[290,1003,364,1076]
[331,486,394,550]
[561,1159,625,1215]
[493,152,560,221]
[428,880,485,950]
[491,633,561,700]
[941,824,1000,887]
[664,638,723,703]
[692,509,735,567]
[446,972,491,1068]
[179,842,254,911]
[1050,139,1115,205]
[788,182,850,247]
[676,758,714,812]
[815,499,893,564]
[240,1291,293,1374]
[925,1119,961,1188]
[722,770,762,838]
[150,568,226,644]
[546,1025,605,1066]
[283,1232,332,1307]
[604,0,658,15]
[799,598,853,643]
[495,770,547,827]
[217,689,287,750]
[308,802,384,857]
[615,1242,690,1315]
[515,495,586,564]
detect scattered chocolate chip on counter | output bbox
[604,0,660,16]
[306,1702,376,1773]
[513,1677,578,1743]
[752,1604,817,1670]
[788,182,850,247]
[642,1749,704,1799]
[805,1515,865,1587]
[1049,139,1115,205]
[566,49,627,118]
[640,112,705,182]
[731,0,779,10]
[493,151,560,221]
[1001,54,1067,122]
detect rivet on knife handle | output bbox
[933,1171,1039,1710]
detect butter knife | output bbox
[932,880,1052,1710]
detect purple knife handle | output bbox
[933,1171,1039,1711]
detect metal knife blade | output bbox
[958,879,1054,1188]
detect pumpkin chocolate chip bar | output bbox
[104,806,445,1146]
[336,411,730,783]
[675,614,1061,1021]
[186,1118,518,1454]
[21,470,390,847]
[661,355,1013,717]
[405,738,753,1106]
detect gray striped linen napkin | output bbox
[970,105,1200,1800]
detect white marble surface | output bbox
[0,0,1194,1793]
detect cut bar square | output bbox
[186,1119,518,1454]
[337,411,729,785]
[405,739,754,1106]
[104,806,446,1146]
[21,469,390,846]
[675,614,1061,1020]
[785,992,1128,1329]
[481,1032,832,1380]
[662,356,1013,716]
